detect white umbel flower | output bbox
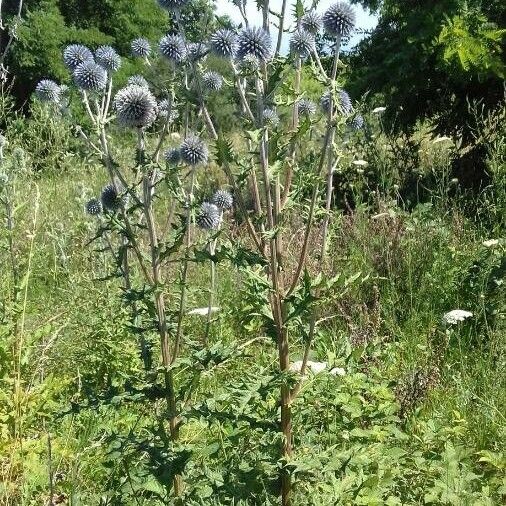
[442,310,473,325]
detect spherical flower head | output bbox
[101,181,125,212]
[159,34,187,64]
[73,61,108,91]
[85,198,102,216]
[301,10,322,34]
[263,108,279,127]
[202,71,223,92]
[180,135,208,166]
[158,99,179,122]
[238,53,260,74]
[297,98,317,117]
[350,114,364,130]
[63,44,94,71]
[211,189,233,210]
[95,45,121,72]
[164,147,181,164]
[323,2,356,38]
[187,42,208,62]
[196,202,222,230]
[158,0,189,11]
[320,89,352,115]
[35,79,61,103]
[131,38,151,58]
[113,85,157,128]
[289,30,315,58]
[236,27,272,63]
[210,29,237,59]
[127,75,149,88]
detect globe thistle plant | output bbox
[211,189,233,210]
[320,89,352,115]
[131,38,151,58]
[202,71,223,92]
[236,27,272,63]
[297,98,317,117]
[350,114,364,130]
[238,53,260,74]
[158,99,179,122]
[289,30,315,58]
[127,75,149,88]
[164,147,181,164]
[73,61,108,91]
[157,0,189,11]
[301,10,322,34]
[113,85,158,129]
[187,42,208,62]
[180,135,208,166]
[100,182,125,212]
[95,45,121,72]
[263,108,279,127]
[35,79,61,103]
[196,202,222,230]
[63,44,94,71]
[322,2,356,38]
[209,29,237,59]
[85,197,103,216]
[159,34,187,65]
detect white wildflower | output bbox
[188,307,220,316]
[482,239,499,248]
[442,310,473,325]
[372,107,386,113]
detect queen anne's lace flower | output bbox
[442,310,473,325]
[113,85,157,128]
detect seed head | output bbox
[63,44,94,71]
[289,30,315,58]
[202,71,223,92]
[196,202,222,230]
[211,189,233,210]
[85,198,102,216]
[158,0,189,11]
[209,29,237,59]
[320,89,352,115]
[236,27,272,62]
[263,108,279,127]
[73,61,108,91]
[127,75,149,88]
[159,34,187,64]
[95,45,121,72]
[164,148,181,164]
[113,85,157,128]
[131,38,151,58]
[323,2,356,38]
[101,182,125,212]
[180,135,208,166]
[297,98,317,116]
[35,79,61,103]
[301,10,322,34]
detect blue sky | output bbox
[214,0,378,50]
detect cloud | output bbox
[214,0,377,50]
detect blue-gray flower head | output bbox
[320,89,352,115]
[350,114,364,130]
[196,202,221,230]
[236,27,271,62]
[187,42,208,62]
[211,189,233,210]
[85,198,102,216]
[101,181,125,212]
[158,99,179,122]
[297,98,317,116]
[63,44,94,71]
[158,0,189,11]
[114,85,157,128]
[180,135,208,166]
[289,30,315,58]
[73,61,108,91]
[35,79,61,103]
[127,75,149,88]
[202,71,223,92]
[164,148,181,164]
[95,45,121,72]
[301,10,322,34]
[210,29,237,58]
[131,38,151,58]
[238,53,260,74]
[263,108,279,127]
[323,2,356,38]
[159,34,187,64]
